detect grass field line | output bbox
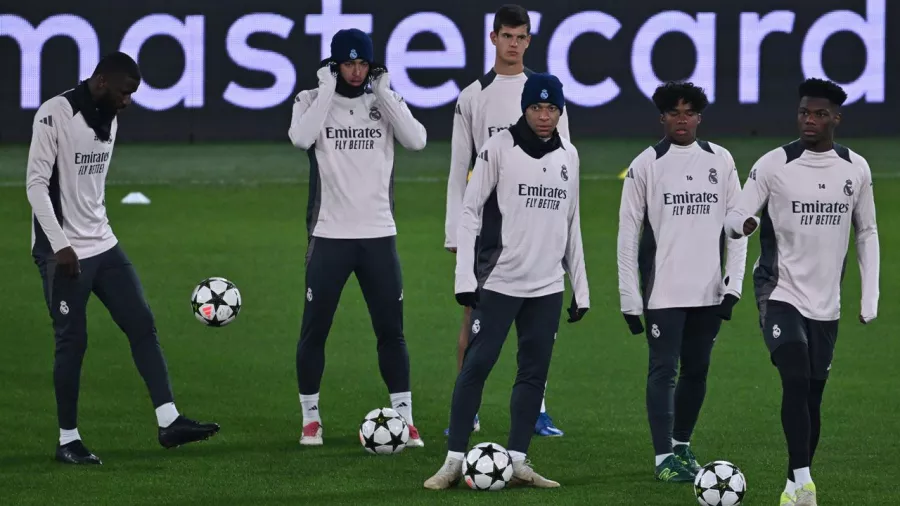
[2,171,900,188]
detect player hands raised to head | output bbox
[443,3,570,439]
[617,81,748,483]
[288,29,427,448]
[425,72,589,490]
[25,52,220,465]
[725,78,879,506]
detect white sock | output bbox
[672,439,690,447]
[785,479,797,494]
[540,397,547,413]
[655,453,674,467]
[509,450,527,463]
[155,402,179,428]
[793,467,812,486]
[447,451,465,461]
[59,428,81,446]
[299,393,321,425]
[390,391,413,426]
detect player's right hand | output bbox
[317,59,338,89]
[55,246,81,277]
[456,291,478,309]
[742,217,759,236]
[622,313,644,335]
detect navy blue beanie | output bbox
[521,73,565,112]
[331,29,373,63]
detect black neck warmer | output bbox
[508,115,563,159]
[335,75,366,98]
[75,81,116,141]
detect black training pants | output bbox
[34,244,175,430]
[296,236,409,395]
[644,305,722,455]
[447,289,563,454]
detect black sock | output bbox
[773,343,812,477]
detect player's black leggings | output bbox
[773,342,828,478]
[644,306,722,456]
[296,236,409,395]
[35,245,175,430]
[447,290,562,455]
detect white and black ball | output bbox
[358,407,409,455]
[191,277,242,327]
[464,442,514,491]
[694,460,747,506]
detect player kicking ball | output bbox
[444,4,571,438]
[26,52,220,465]
[425,72,589,490]
[725,78,879,506]
[617,82,748,482]
[288,29,427,448]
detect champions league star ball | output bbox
[694,460,747,506]
[359,407,409,455]
[464,442,514,491]
[191,277,242,327]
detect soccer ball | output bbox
[191,277,242,327]
[464,442,514,491]
[358,407,409,455]
[694,460,747,506]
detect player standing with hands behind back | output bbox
[425,73,589,490]
[26,52,220,465]
[444,4,570,438]
[288,29,427,448]
[725,78,879,506]
[617,82,748,482]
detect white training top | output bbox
[289,82,427,239]
[26,85,119,260]
[455,124,589,307]
[617,139,748,314]
[725,140,879,322]
[444,69,571,249]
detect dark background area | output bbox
[1,0,896,142]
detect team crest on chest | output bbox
[560,164,569,181]
[369,106,382,121]
[708,168,718,184]
[843,179,853,196]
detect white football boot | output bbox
[510,460,560,488]
[423,455,463,490]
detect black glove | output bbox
[623,313,644,335]
[717,294,739,321]
[566,294,588,323]
[368,62,388,83]
[456,291,479,309]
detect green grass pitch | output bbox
[0,138,898,505]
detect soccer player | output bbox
[425,72,589,490]
[617,82,748,482]
[443,3,570,438]
[26,52,220,465]
[725,78,879,506]
[288,29,427,448]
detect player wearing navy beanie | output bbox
[289,27,428,450]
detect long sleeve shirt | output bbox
[26,84,119,260]
[725,140,879,322]
[289,82,427,239]
[455,120,588,308]
[617,139,748,314]
[444,70,570,249]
